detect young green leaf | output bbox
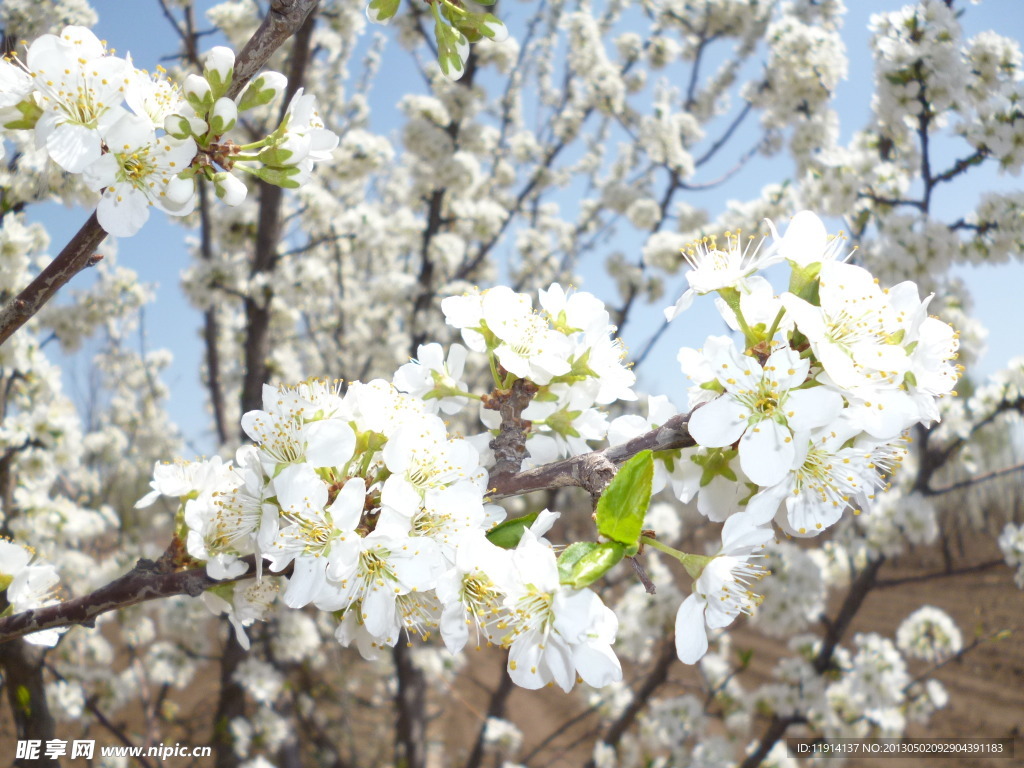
[595,450,654,547]
[559,541,626,589]
[556,541,601,583]
[486,512,540,550]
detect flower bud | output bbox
[213,172,247,206]
[163,174,197,213]
[203,46,235,98]
[164,113,193,140]
[236,70,288,112]
[183,74,214,115]
[209,98,238,136]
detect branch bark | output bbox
[225,0,321,101]
[0,554,260,646]
[0,213,107,347]
[0,640,57,767]
[487,410,696,499]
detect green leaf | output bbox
[486,512,539,549]
[366,0,400,24]
[559,541,626,588]
[557,542,600,582]
[595,450,654,546]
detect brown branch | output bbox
[197,181,229,447]
[0,554,261,646]
[0,212,107,347]
[488,410,696,500]
[814,556,885,675]
[393,641,428,768]
[925,461,1024,496]
[484,379,539,480]
[586,635,678,766]
[739,557,885,768]
[0,640,56,767]
[461,668,516,768]
[239,9,316,418]
[225,0,321,100]
[875,558,1005,589]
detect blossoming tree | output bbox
[0,0,1022,766]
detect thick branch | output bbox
[488,410,695,499]
[589,636,677,765]
[485,379,539,480]
[393,641,428,768]
[739,557,885,768]
[239,9,316,418]
[461,667,516,768]
[0,640,56,767]
[0,555,260,646]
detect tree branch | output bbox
[0,212,107,347]
[586,635,677,767]
[0,554,261,646]
[488,410,695,500]
[225,0,321,101]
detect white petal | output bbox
[689,395,748,448]
[674,594,709,664]
[96,186,150,237]
[739,419,794,487]
[46,123,101,173]
[573,642,622,688]
[303,419,356,468]
[786,387,844,433]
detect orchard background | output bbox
[0,1,1022,767]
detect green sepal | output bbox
[692,447,738,486]
[486,512,539,549]
[205,582,234,602]
[254,164,302,188]
[433,12,468,80]
[204,68,233,101]
[258,145,298,167]
[3,100,42,131]
[788,261,822,299]
[595,450,653,546]
[366,0,400,24]
[557,541,625,588]
[455,11,507,41]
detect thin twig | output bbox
[926,461,1024,496]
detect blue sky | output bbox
[32,0,1024,452]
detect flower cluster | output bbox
[442,283,636,467]
[138,377,621,691]
[132,213,960,684]
[0,27,337,236]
